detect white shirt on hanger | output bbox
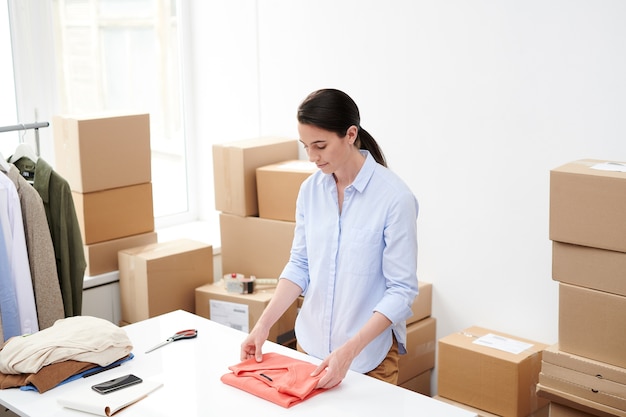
[0,172,39,338]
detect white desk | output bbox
[0,310,477,416]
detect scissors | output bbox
[145,329,198,353]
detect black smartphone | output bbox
[91,374,143,395]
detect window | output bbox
[52,0,188,220]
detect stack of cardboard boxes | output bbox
[397,281,436,396]
[53,113,158,276]
[538,159,626,417]
[54,113,215,326]
[195,137,309,346]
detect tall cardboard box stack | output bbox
[53,113,157,276]
[202,137,305,346]
[436,326,549,417]
[212,137,304,278]
[397,281,437,396]
[538,159,626,417]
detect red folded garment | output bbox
[221,352,329,408]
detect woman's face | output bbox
[298,122,357,175]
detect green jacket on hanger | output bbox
[12,156,86,317]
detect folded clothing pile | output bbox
[0,316,133,393]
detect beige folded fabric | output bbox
[0,316,132,374]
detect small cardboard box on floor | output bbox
[437,326,549,417]
[213,137,299,217]
[118,239,213,324]
[53,112,151,193]
[549,159,626,252]
[539,344,626,414]
[256,159,317,222]
[195,282,297,346]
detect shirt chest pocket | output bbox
[339,227,383,275]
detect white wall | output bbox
[190,0,626,393]
[184,1,260,230]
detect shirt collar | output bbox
[320,150,375,193]
[352,150,375,193]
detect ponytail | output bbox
[357,127,387,167]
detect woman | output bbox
[240,88,419,389]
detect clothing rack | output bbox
[0,121,49,156]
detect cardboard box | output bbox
[53,113,151,193]
[434,396,549,417]
[437,326,549,417]
[399,369,431,396]
[408,281,432,325]
[558,282,626,369]
[84,231,158,276]
[549,403,597,417]
[73,183,154,244]
[118,239,213,323]
[213,137,299,216]
[537,383,626,417]
[540,362,626,412]
[256,160,317,221]
[552,241,626,297]
[542,344,626,389]
[550,159,626,253]
[195,283,297,345]
[219,213,295,279]
[398,317,436,385]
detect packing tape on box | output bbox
[255,278,279,286]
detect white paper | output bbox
[591,162,626,173]
[472,333,533,354]
[58,380,163,416]
[209,299,249,333]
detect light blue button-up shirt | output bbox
[281,151,419,373]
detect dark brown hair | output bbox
[297,88,387,167]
